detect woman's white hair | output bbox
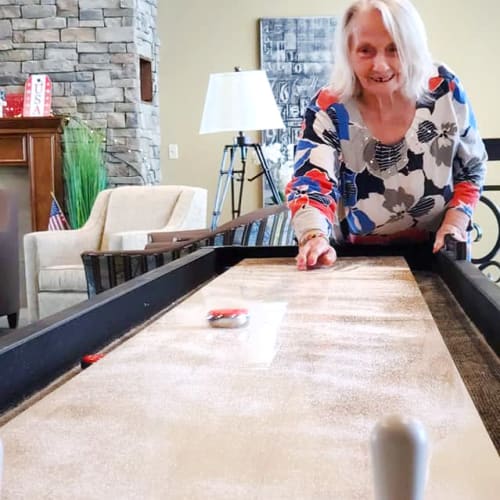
[330,0,435,101]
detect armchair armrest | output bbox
[25,187,111,267]
[24,226,102,322]
[23,189,112,321]
[24,227,102,268]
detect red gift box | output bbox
[4,94,24,118]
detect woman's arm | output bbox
[286,89,343,240]
[433,67,487,252]
[448,70,487,215]
[285,87,343,268]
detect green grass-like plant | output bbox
[63,118,108,229]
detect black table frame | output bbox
[1,244,499,414]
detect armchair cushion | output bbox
[107,230,156,251]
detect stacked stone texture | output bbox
[0,0,160,186]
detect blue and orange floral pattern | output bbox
[286,64,487,243]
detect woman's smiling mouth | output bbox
[370,74,395,83]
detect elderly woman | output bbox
[286,0,487,270]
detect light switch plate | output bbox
[168,144,179,159]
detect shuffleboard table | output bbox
[0,245,499,498]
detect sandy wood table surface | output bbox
[1,256,498,499]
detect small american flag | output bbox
[48,198,70,231]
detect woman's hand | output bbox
[296,232,337,270]
[433,209,469,253]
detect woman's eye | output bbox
[387,44,398,54]
[358,46,373,55]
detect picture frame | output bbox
[259,16,337,204]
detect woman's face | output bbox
[348,8,403,99]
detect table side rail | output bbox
[434,249,500,354]
[0,249,219,414]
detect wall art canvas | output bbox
[260,16,336,204]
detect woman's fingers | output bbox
[296,248,309,270]
[433,209,469,253]
[317,246,337,267]
[296,239,337,270]
[433,223,467,253]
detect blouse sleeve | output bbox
[285,88,342,242]
[446,69,487,218]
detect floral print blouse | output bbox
[286,64,487,244]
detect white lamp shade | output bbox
[199,70,285,134]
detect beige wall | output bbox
[159,0,500,228]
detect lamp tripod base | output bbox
[211,142,282,231]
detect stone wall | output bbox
[0,0,160,186]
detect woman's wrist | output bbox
[443,208,470,232]
[298,230,330,247]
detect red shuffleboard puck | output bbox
[207,308,249,328]
[80,353,105,369]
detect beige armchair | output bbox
[24,185,207,321]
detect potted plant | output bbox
[62,117,108,229]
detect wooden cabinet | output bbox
[0,117,64,231]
